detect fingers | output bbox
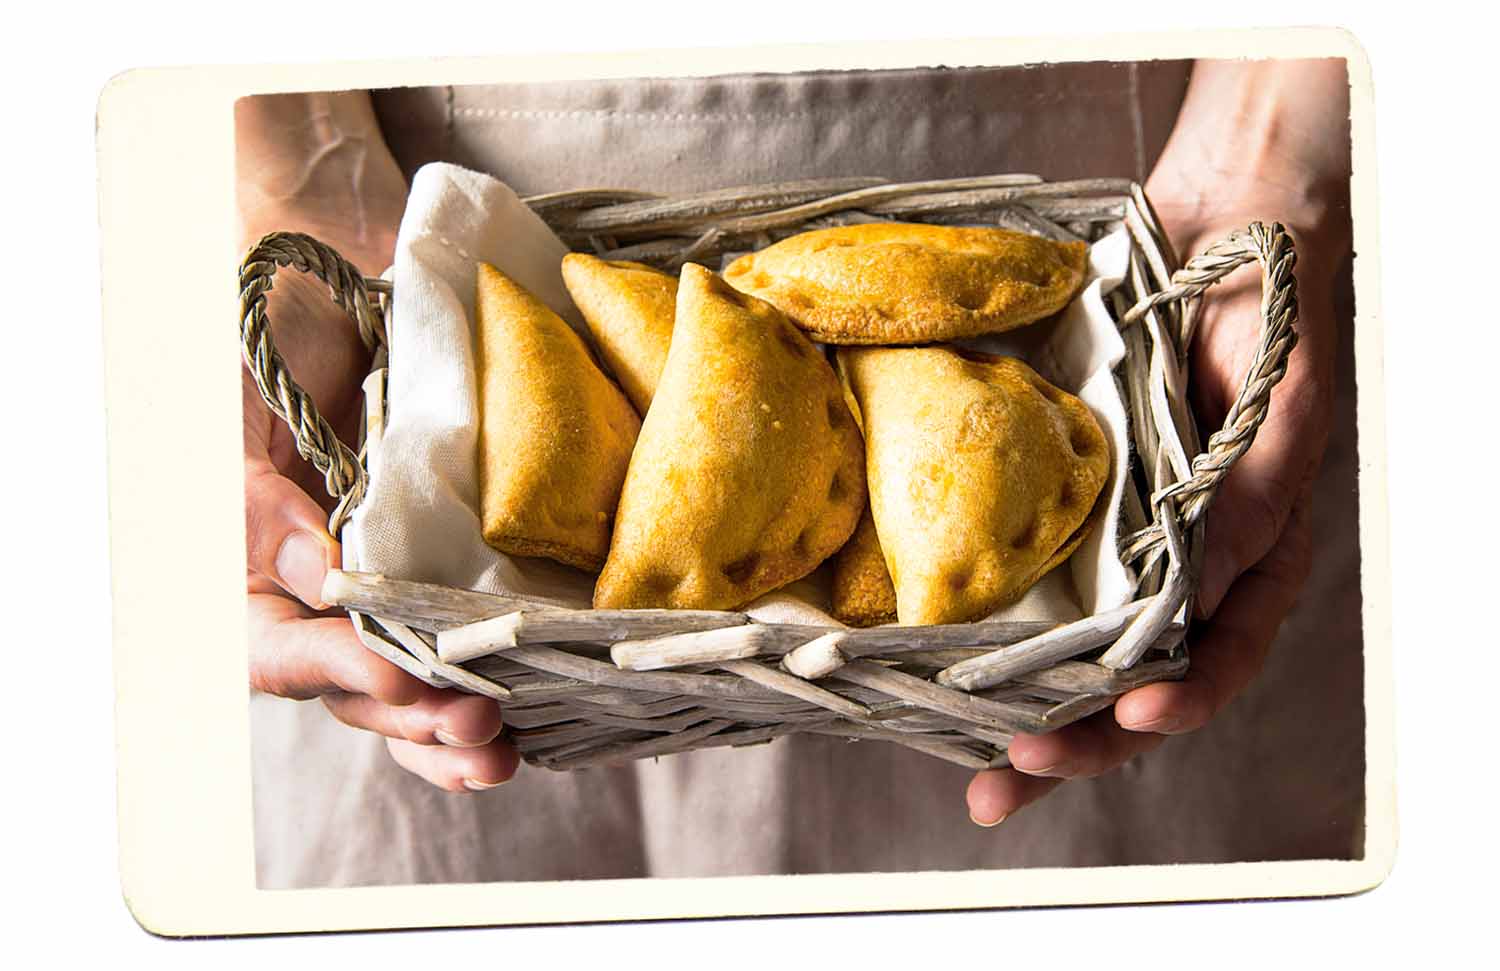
[1116,501,1312,736]
[249,584,520,795]
[322,687,504,748]
[964,682,1201,827]
[965,708,1172,827]
[244,458,340,609]
[966,770,1063,827]
[248,592,425,706]
[318,650,520,794]
[1007,714,1169,779]
[386,736,522,793]
[966,500,1312,827]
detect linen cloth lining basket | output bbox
[238,173,1299,772]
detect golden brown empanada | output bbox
[724,223,1089,345]
[594,263,866,610]
[840,346,1109,625]
[475,262,641,572]
[830,507,898,627]
[560,253,677,414]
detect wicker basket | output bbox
[239,174,1298,773]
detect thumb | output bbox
[1194,345,1326,617]
[245,458,339,609]
[1197,459,1311,618]
[1189,259,1337,619]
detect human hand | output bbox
[239,92,520,791]
[967,58,1352,825]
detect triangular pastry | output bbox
[830,506,899,628]
[840,346,1109,625]
[724,223,1089,345]
[594,263,866,610]
[475,262,641,572]
[560,253,677,414]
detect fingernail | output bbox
[463,777,507,791]
[435,728,487,749]
[970,812,1008,828]
[1122,715,1183,734]
[276,531,330,608]
[1019,764,1064,777]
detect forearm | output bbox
[234,90,407,271]
[1146,58,1353,272]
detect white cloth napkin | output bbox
[345,162,1136,628]
[345,162,596,607]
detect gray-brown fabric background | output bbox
[251,62,1363,887]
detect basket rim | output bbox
[237,170,1301,771]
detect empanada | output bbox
[830,507,898,627]
[840,346,1109,625]
[475,262,641,572]
[724,223,1089,345]
[560,253,677,414]
[594,263,866,610]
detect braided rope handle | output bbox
[238,231,390,536]
[1118,221,1300,563]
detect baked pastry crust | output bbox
[724,223,1089,345]
[475,262,641,572]
[830,507,899,627]
[594,263,866,610]
[840,346,1109,625]
[560,253,677,415]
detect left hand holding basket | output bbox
[238,92,521,792]
[967,57,1353,825]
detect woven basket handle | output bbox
[238,231,390,536]
[1122,221,1300,540]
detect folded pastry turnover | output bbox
[475,262,641,572]
[594,263,866,610]
[840,346,1109,625]
[830,507,899,628]
[724,223,1089,345]
[560,253,677,414]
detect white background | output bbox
[4,0,1492,964]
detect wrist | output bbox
[235,91,407,273]
[239,204,401,280]
[1144,59,1353,280]
[1144,170,1347,281]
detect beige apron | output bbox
[252,62,1364,888]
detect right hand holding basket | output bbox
[967,58,1353,826]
